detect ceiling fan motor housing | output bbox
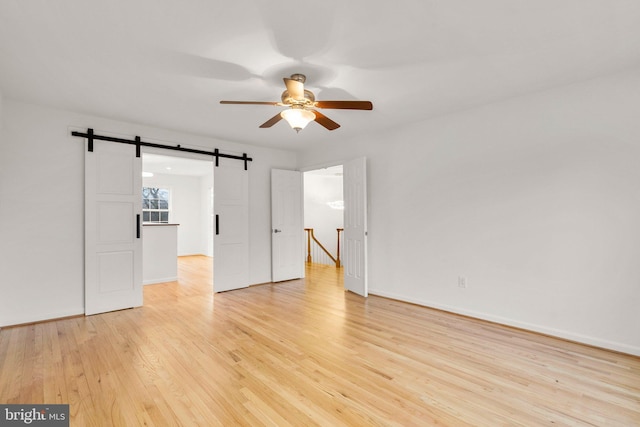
[281,89,315,106]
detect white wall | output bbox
[303,172,343,260]
[143,172,208,256]
[0,99,297,326]
[298,69,640,356]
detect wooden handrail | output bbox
[305,228,343,267]
[305,228,337,264]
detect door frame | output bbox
[140,147,215,288]
[140,149,215,286]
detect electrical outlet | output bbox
[458,276,467,288]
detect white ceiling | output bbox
[2,1,640,152]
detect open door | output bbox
[343,157,368,297]
[85,139,143,315]
[214,157,249,292]
[271,169,304,282]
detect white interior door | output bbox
[271,169,304,282]
[343,157,368,297]
[85,140,143,315]
[214,158,249,292]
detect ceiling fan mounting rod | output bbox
[289,73,306,83]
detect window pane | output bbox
[142,187,170,224]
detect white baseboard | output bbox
[177,253,211,257]
[368,289,640,357]
[0,308,84,328]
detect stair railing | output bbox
[305,228,343,267]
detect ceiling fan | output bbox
[220,73,373,133]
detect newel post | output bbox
[304,228,312,263]
[336,228,343,268]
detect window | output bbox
[142,187,170,223]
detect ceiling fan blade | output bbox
[312,110,340,131]
[315,100,373,110]
[283,78,304,101]
[259,113,283,128]
[220,100,280,106]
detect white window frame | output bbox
[142,187,171,223]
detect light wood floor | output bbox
[1,256,639,426]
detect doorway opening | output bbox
[303,165,344,269]
[141,152,214,288]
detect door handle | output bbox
[215,214,219,235]
[136,214,141,239]
[273,229,282,233]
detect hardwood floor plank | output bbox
[0,325,27,404]
[0,257,638,425]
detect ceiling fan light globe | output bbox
[281,109,315,132]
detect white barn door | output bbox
[271,169,304,282]
[85,140,143,315]
[343,157,368,297]
[214,157,249,292]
